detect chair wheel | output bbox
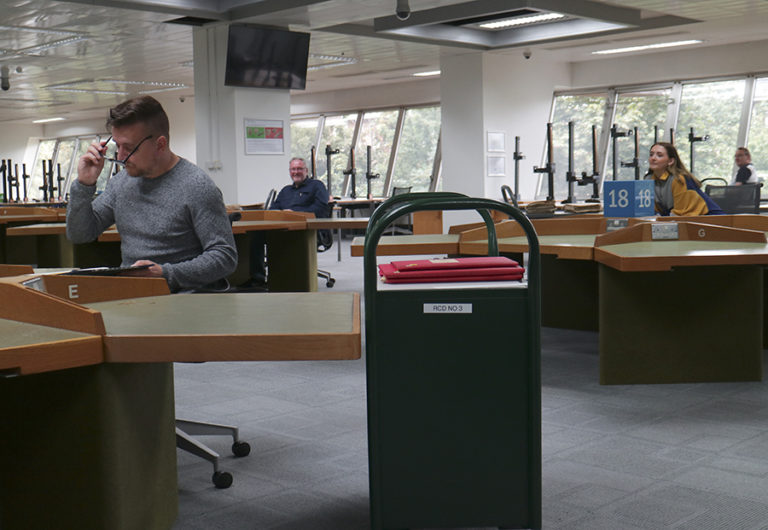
[212,471,233,489]
[326,279,335,288]
[232,441,251,457]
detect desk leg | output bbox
[337,227,342,262]
[266,229,317,292]
[599,264,763,384]
[540,255,599,331]
[0,363,178,530]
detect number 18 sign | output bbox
[603,180,655,217]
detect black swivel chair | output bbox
[388,186,413,234]
[704,182,763,214]
[175,211,252,489]
[501,184,518,208]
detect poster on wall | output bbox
[244,119,284,154]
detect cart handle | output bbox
[363,196,540,301]
[367,192,498,243]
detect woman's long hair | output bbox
[652,142,701,188]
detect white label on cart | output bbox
[423,303,473,314]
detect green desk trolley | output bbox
[364,195,541,530]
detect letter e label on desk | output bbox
[68,284,79,299]
[424,303,472,314]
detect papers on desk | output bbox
[378,256,524,284]
[61,264,152,276]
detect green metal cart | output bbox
[364,195,541,530]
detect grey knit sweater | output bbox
[66,158,237,291]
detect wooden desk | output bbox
[7,218,321,292]
[0,206,65,264]
[350,234,460,257]
[592,222,768,384]
[0,275,361,529]
[308,217,369,261]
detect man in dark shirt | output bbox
[732,147,758,185]
[272,158,330,217]
[247,158,331,287]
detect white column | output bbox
[192,25,291,205]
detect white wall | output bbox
[291,78,440,116]
[572,39,768,89]
[482,51,569,201]
[193,25,291,205]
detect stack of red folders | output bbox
[378,256,524,284]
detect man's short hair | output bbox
[107,95,170,140]
[737,146,751,158]
[290,157,307,167]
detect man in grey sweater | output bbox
[66,95,237,291]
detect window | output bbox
[290,117,320,171]
[392,106,441,193]
[608,88,670,181]
[354,110,398,198]
[29,139,57,201]
[548,94,607,200]
[317,113,358,196]
[676,79,745,180]
[747,77,768,192]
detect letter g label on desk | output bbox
[423,303,472,314]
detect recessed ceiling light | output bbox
[413,70,440,77]
[307,54,357,71]
[479,12,565,30]
[33,117,65,124]
[592,39,702,55]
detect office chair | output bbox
[175,211,252,489]
[388,185,413,234]
[501,184,518,208]
[264,188,277,210]
[704,182,762,214]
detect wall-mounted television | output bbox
[224,24,310,90]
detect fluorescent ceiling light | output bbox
[479,12,565,30]
[33,117,65,124]
[307,53,357,71]
[413,70,440,77]
[592,39,702,55]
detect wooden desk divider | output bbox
[0,264,34,276]
[42,274,170,304]
[627,213,768,232]
[0,277,106,335]
[238,209,314,221]
[595,221,767,247]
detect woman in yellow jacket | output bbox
[646,142,723,216]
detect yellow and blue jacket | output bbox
[650,171,723,216]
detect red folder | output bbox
[390,256,519,272]
[378,257,524,284]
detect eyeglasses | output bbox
[101,134,153,165]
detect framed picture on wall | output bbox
[487,155,505,177]
[487,131,505,152]
[244,118,284,154]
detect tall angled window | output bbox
[676,79,745,181]
[746,77,768,194]
[392,106,441,193]
[608,88,670,181]
[29,139,57,201]
[317,113,357,196]
[354,110,398,198]
[290,117,320,174]
[548,94,607,200]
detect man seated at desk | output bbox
[248,157,330,287]
[66,95,237,291]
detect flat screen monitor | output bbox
[224,24,310,90]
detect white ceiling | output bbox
[2,0,768,125]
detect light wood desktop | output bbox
[0,272,361,529]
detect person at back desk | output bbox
[66,95,237,292]
[248,158,330,286]
[732,147,758,185]
[645,142,723,216]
